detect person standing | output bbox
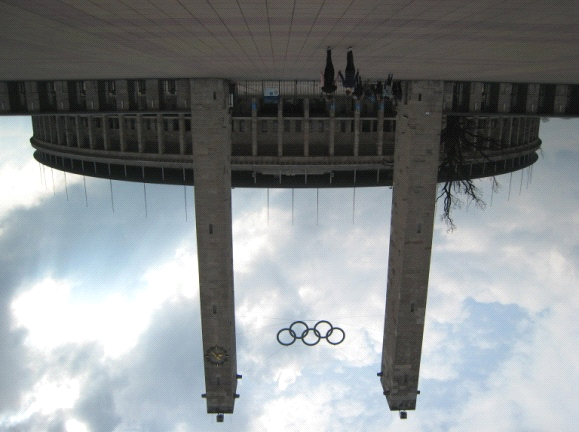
[321,48,337,97]
[338,47,359,95]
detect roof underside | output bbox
[1,1,579,83]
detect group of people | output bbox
[320,47,401,103]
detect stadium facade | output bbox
[0,76,558,419]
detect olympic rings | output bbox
[276,320,346,346]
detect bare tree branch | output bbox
[437,116,501,231]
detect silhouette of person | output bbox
[321,48,337,96]
[338,47,359,94]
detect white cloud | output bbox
[65,418,90,432]
[11,239,200,359]
[0,118,82,220]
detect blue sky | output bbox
[0,116,578,432]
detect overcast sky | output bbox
[0,116,578,432]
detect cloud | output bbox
[0,117,82,219]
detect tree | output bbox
[437,116,501,231]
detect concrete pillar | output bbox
[102,115,110,150]
[42,116,48,141]
[115,80,129,110]
[179,114,185,155]
[190,79,238,417]
[88,116,95,149]
[354,100,360,156]
[145,79,159,110]
[554,85,568,114]
[85,81,99,111]
[381,81,444,414]
[0,83,8,113]
[469,82,484,111]
[119,115,126,152]
[38,117,44,139]
[157,114,164,154]
[26,82,40,113]
[75,115,82,148]
[329,101,335,156]
[137,114,144,153]
[304,98,309,156]
[55,81,70,111]
[377,101,384,155]
[48,116,55,143]
[251,97,257,156]
[526,84,539,113]
[277,100,283,156]
[498,83,512,113]
[65,116,72,147]
[55,115,63,145]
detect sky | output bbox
[0,116,578,432]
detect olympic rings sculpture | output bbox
[277,320,345,346]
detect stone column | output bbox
[190,79,238,417]
[354,100,360,156]
[119,115,126,152]
[179,114,186,155]
[304,98,309,156]
[55,115,63,145]
[102,115,110,150]
[65,116,72,147]
[377,100,384,156]
[329,101,335,156]
[75,115,82,147]
[251,97,257,156]
[277,99,283,156]
[48,116,54,143]
[137,114,144,153]
[88,116,95,149]
[380,81,444,415]
[157,114,164,154]
[42,116,48,141]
